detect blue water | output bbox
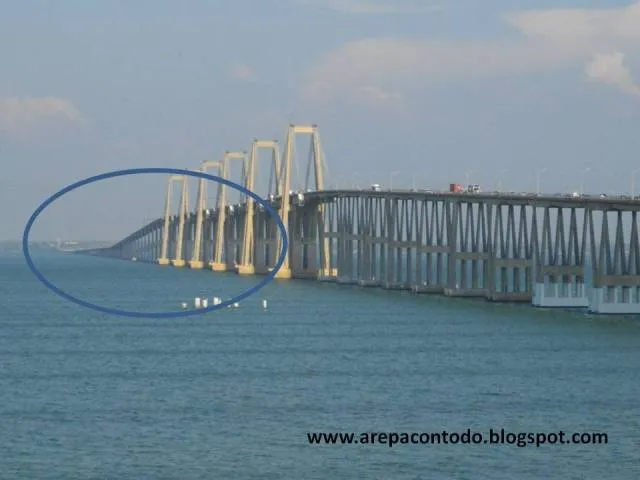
[2,250,640,479]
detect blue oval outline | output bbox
[22,167,289,318]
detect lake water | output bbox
[1,250,639,479]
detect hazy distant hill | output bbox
[0,240,115,253]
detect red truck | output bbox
[449,183,463,192]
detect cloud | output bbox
[294,0,442,14]
[228,62,253,81]
[353,85,404,108]
[300,1,640,106]
[0,97,84,134]
[504,2,640,45]
[585,52,640,96]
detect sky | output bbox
[1,0,640,241]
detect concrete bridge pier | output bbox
[211,210,236,272]
[410,200,449,294]
[484,205,533,302]
[444,203,492,298]
[532,266,588,307]
[487,258,532,302]
[589,210,640,313]
[170,176,189,268]
[317,201,339,281]
[412,245,448,293]
[356,198,378,287]
[228,210,245,271]
[253,210,278,275]
[532,207,589,308]
[336,198,356,284]
[158,176,184,265]
[382,198,410,290]
[291,205,323,279]
[237,207,257,276]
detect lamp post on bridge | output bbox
[390,170,399,190]
[536,168,547,195]
[580,167,590,195]
[632,168,640,197]
[498,169,508,193]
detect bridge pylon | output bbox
[210,150,248,272]
[171,174,190,267]
[237,139,280,275]
[188,160,223,269]
[275,124,333,279]
[158,175,185,266]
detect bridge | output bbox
[92,124,640,315]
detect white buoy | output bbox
[194,297,202,308]
[181,302,188,309]
[202,298,208,308]
[233,302,239,308]
[213,297,221,306]
[262,299,267,309]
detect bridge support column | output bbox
[291,204,322,279]
[170,176,189,268]
[531,207,588,308]
[588,210,640,314]
[357,197,378,287]
[336,198,356,284]
[317,196,338,281]
[444,202,491,298]
[410,199,448,293]
[210,211,229,272]
[532,266,588,307]
[483,204,533,302]
[382,197,407,290]
[273,209,293,279]
[158,176,182,265]
[237,205,256,275]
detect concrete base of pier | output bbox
[188,260,204,269]
[210,262,227,272]
[444,288,487,297]
[382,282,410,290]
[488,292,532,302]
[588,287,640,314]
[337,276,357,284]
[411,284,443,294]
[532,283,588,308]
[157,258,170,265]
[274,267,292,279]
[318,268,338,278]
[237,264,255,275]
[293,271,320,280]
[171,259,186,267]
[318,268,338,281]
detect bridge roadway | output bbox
[94,187,640,316]
[84,122,640,315]
[306,189,640,210]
